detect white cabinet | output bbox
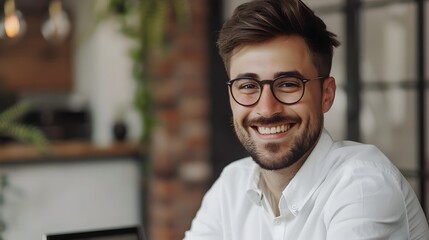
[0,158,141,239]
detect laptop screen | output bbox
[44,226,143,240]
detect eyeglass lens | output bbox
[229,76,306,106]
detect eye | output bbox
[234,79,260,92]
[275,77,302,92]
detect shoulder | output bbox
[331,140,387,161]
[216,157,256,185]
[323,141,411,217]
[323,141,408,210]
[320,141,428,238]
[329,140,401,178]
[198,157,256,215]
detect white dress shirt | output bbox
[185,130,429,240]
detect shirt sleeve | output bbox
[184,178,223,240]
[324,165,415,240]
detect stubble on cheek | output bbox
[232,117,255,150]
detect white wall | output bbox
[0,158,141,239]
[68,0,142,147]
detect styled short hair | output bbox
[217,0,340,77]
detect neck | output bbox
[260,157,305,216]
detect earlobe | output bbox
[322,77,336,113]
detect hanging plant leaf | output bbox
[0,102,50,154]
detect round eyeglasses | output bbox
[227,75,327,106]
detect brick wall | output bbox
[148,0,211,239]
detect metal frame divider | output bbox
[416,0,427,213]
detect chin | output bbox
[251,148,301,171]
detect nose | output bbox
[255,85,283,118]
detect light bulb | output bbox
[41,0,70,44]
[0,0,26,40]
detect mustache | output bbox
[244,115,300,127]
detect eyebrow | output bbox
[274,71,305,79]
[233,70,305,80]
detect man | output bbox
[185,0,429,239]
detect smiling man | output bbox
[184,0,429,239]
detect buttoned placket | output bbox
[272,216,285,240]
[275,194,296,240]
[258,193,289,240]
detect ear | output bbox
[321,77,336,113]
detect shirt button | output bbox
[273,219,281,225]
[291,205,298,213]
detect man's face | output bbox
[229,36,336,170]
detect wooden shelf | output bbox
[0,141,142,163]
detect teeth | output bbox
[258,124,291,135]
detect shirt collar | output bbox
[246,163,264,206]
[245,129,334,214]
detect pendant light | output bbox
[41,0,70,44]
[0,0,26,40]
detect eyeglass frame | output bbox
[226,74,328,107]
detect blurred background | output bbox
[0,0,427,239]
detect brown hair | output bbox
[217,0,340,77]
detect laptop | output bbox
[44,226,144,240]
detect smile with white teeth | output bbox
[258,124,291,135]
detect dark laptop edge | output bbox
[44,225,144,240]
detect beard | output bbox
[233,114,323,170]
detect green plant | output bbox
[97,0,191,143]
[0,102,50,153]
